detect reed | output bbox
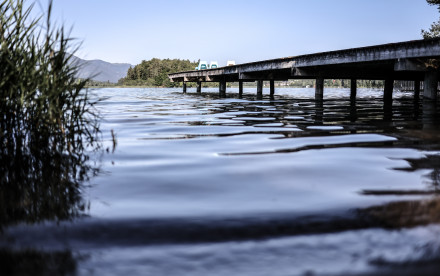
[0,0,102,225]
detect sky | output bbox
[33,0,439,66]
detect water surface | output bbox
[2,87,440,275]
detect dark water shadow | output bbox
[0,249,76,276]
[2,197,440,248]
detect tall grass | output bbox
[0,0,102,225]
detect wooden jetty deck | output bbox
[168,38,440,102]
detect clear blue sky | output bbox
[35,0,439,65]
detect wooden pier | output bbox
[168,38,440,102]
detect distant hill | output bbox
[72,56,132,83]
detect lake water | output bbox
[2,87,440,275]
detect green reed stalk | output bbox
[0,0,103,225]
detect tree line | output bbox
[118,58,198,87]
[422,0,440,38]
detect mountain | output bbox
[72,56,132,83]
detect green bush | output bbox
[120,58,197,87]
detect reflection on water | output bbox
[0,86,100,274]
[2,87,440,275]
[396,154,440,191]
[0,145,91,227]
[360,197,440,229]
[0,142,90,273]
[0,249,76,275]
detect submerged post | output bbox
[197,81,202,94]
[423,71,438,101]
[350,79,357,102]
[315,77,324,100]
[239,81,243,98]
[183,82,187,94]
[219,80,226,97]
[270,80,275,97]
[257,80,263,98]
[384,78,394,104]
[414,80,421,101]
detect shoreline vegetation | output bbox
[89,58,417,90]
[117,58,197,87]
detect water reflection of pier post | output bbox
[422,100,437,130]
[350,99,357,123]
[421,71,438,129]
[315,100,324,124]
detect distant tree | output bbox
[427,0,440,9]
[422,0,440,38]
[422,19,440,39]
[126,67,136,80]
[119,58,197,87]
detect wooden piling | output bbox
[197,81,202,94]
[257,80,263,98]
[350,79,357,102]
[270,80,275,97]
[315,77,324,100]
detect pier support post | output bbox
[423,71,438,101]
[350,79,357,102]
[219,80,226,97]
[183,82,187,94]
[315,77,324,100]
[239,81,243,98]
[270,80,275,97]
[257,80,263,99]
[197,81,202,94]
[414,80,421,101]
[384,78,394,104]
